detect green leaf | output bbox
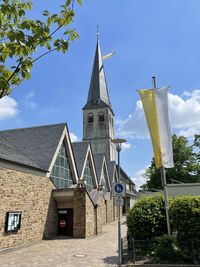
[76,0,82,5]
[43,10,49,16]
[66,0,71,6]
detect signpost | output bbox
[112,138,126,266]
[113,183,126,197]
[114,197,124,206]
[112,182,126,266]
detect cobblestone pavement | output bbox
[0,217,127,267]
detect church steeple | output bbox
[82,38,116,161]
[83,40,113,113]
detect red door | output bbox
[58,209,73,236]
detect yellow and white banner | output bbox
[102,52,115,61]
[139,87,174,169]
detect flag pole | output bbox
[152,76,171,236]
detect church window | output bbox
[83,159,94,191]
[100,166,109,193]
[98,112,104,122]
[88,113,93,123]
[50,143,73,189]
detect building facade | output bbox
[0,39,137,250]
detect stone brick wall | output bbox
[106,194,114,222]
[73,189,86,238]
[85,193,96,237]
[43,194,58,239]
[0,167,56,250]
[97,194,106,234]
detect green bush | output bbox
[127,194,200,263]
[170,196,200,251]
[150,235,191,263]
[127,194,167,242]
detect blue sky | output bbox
[1,0,200,188]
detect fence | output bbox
[121,238,200,265]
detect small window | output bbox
[88,113,93,124]
[5,212,22,232]
[99,112,104,122]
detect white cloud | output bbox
[131,166,149,190]
[116,100,148,139]
[122,142,132,150]
[0,96,18,120]
[169,90,200,137]
[25,90,37,109]
[70,132,79,142]
[117,89,200,139]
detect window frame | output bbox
[88,113,94,124]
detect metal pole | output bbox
[152,76,171,236]
[117,148,122,266]
[152,76,157,88]
[160,166,171,236]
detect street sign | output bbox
[112,183,125,197]
[114,197,124,206]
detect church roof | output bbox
[72,142,89,178]
[0,136,44,171]
[0,123,66,171]
[107,160,117,184]
[93,153,104,183]
[117,164,135,185]
[83,40,113,112]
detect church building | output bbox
[0,38,137,250]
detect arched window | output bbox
[88,113,93,124]
[98,112,104,122]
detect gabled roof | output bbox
[0,136,44,171]
[117,165,135,185]
[93,153,104,183]
[107,160,118,184]
[72,141,98,187]
[0,123,66,171]
[83,40,113,113]
[93,153,111,190]
[72,142,89,178]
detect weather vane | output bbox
[95,24,101,39]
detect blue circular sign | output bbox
[114,183,123,193]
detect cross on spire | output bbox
[95,24,101,39]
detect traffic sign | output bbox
[59,219,66,228]
[114,197,124,206]
[112,183,125,197]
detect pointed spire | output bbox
[83,39,112,111]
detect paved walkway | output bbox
[0,217,127,267]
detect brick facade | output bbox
[85,192,96,237]
[0,167,56,250]
[0,167,117,250]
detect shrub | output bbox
[126,194,167,242]
[170,196,200,252]
[150,235,191,263]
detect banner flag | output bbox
[102,52,115,60]
[139,87,174,169]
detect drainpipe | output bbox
[95,204,98,235]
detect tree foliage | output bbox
[0,0,82,98]
[193,134,200,163]
[142,134,200,190]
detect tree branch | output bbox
[35,1,74,48]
